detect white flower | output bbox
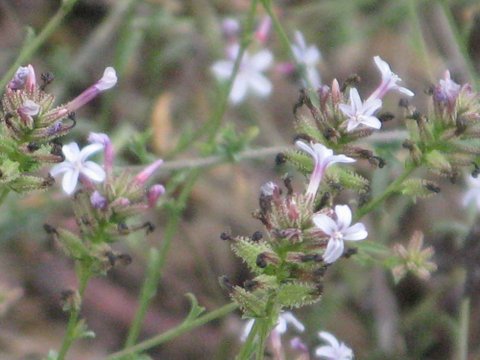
[50,142,106,195]
[312,205,367,263]
[315,331,353,359]
[339,88,382,132]
[368,56,414,101]
[291,30,321,88]
[211,44,273,104]
[296,141,355,199]
[241,311,304,342]
[462,175,480,210]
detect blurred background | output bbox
[0,0,480,359]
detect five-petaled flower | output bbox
[315,331,354,359]
[312,205,367,263]
[50,142,106,195]
[291,30,321,89]
[296,141,355,199]
[211,44,273,104]
[368,55,414,101]
[339,88,383,132]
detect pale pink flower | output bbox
[368,56,414,101]
[50,142,105,195]
[316,331,353,359]
[291,30,321,88]
[339,88,382,132]
[296,141,355,199]
[312,205,367,263]
[211,44,273,104]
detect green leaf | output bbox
[277,281,320,308]
[184,293,206,322]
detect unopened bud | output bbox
[147,184,165,207]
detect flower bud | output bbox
[147,184,165,207]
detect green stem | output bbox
[457,296,470,360]
[236,320,260,360]
[354,163,416,221]
[57,263,92,360]
[0,188,10,208]
[254,299,275,360]
[260,0,314,90]
[0,0,80,90]
[123,0,260,350]
[108,303,237,359]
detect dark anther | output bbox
[144,222,155,234]
[105,251,117,266]
[219,275,234,292]
[378,112,395,123]
[81,216,91,226]
[40,72,54,90]
[312,283,324,296]
[398,98,410,108]
[27,142,40,152]
[358,192,371,207]
[42,174,55,187]
[293,133,314,143]
[343,247,358,258]
[117,253,132,266]
[324,127,339,141]
[283,174,294,196]
[406,111,422,121]
[301,254,322,262]
[117,222,129,234]
[402,139,414,150]
[341,74,361,92]
[455,116,467,135]
[313,266,328,277]
[293,89,307,115]
[43,223,58,235]
[220,232,232,241]
[50,141,64,157]
[472,163,480,178]
[68,112,76,121]
[275,152,287,166]
[0,170,3,178]
[424,182,441,193]
[251,231,263,241]
[244,279,258,291]
[256,253,268,268]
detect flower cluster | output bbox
[221,139,367,318]
[0,65,116,193]
[46,133,164,275]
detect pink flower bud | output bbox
[255,16,271,44]
[90,191,108,210]
[147,184,165,207]
[133,159,163,186]
[222,18,240,38]
[66,67,117,112]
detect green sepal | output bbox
[0,158,20,184]
[424,150,452,173]
[231,238,273,275]
[400,178,440,199]
[57,229,90,260]
[8,174,50,192]
[230,286,267,317]
[277,281,320,308]
[325,166,369,193]
[284,149,313,175]
[293,116,324,142]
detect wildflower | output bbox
[133,159,164,186]
[291,30,321,88]
[90,190,108,210]
[462,175,480,210]
[312,205,367,263]
[433,70,461,112]
[392,231,437,283]
[66,67,117,112]
[339,88,382,132]
[296,141,355,199]
[368,56,414,101]
[147,184,165,207]
[241,311,304,342]
[211,44,273,104]
[315,331,353,359]
[88,132,114,176]
[50,142,106,195]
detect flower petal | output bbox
[312,214,337,235]
[315,346,337,358]
[81,161,106,182]
[319,331,340,348]
[250,50,273,72]
[62,168,79,195]
[335,205,352,229]
[343,222,368,241]
[230,76,248,104]
[359,115,382,129]
[323,239,344,263]
[62,143,80,162]
[50,162,73,177]
[281,312,305,333]
[248,73,272,97]
[79,143,104,162]
[211,61,234,80]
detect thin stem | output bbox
[354,163,416,221]
[0,188,10,208]
[123,0,260,349]
[57,264,92,360]
[457,296,470,360]
[0,0,80,90]
[108,303,238,359]
[237,320,260,360]
[260,0,314,90]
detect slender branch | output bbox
[123,1,260,348]
[457,296,470,360]
[354,163,416,221]
[57,264,92,360]
[108,303,238,359]
[0,0,80,90]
